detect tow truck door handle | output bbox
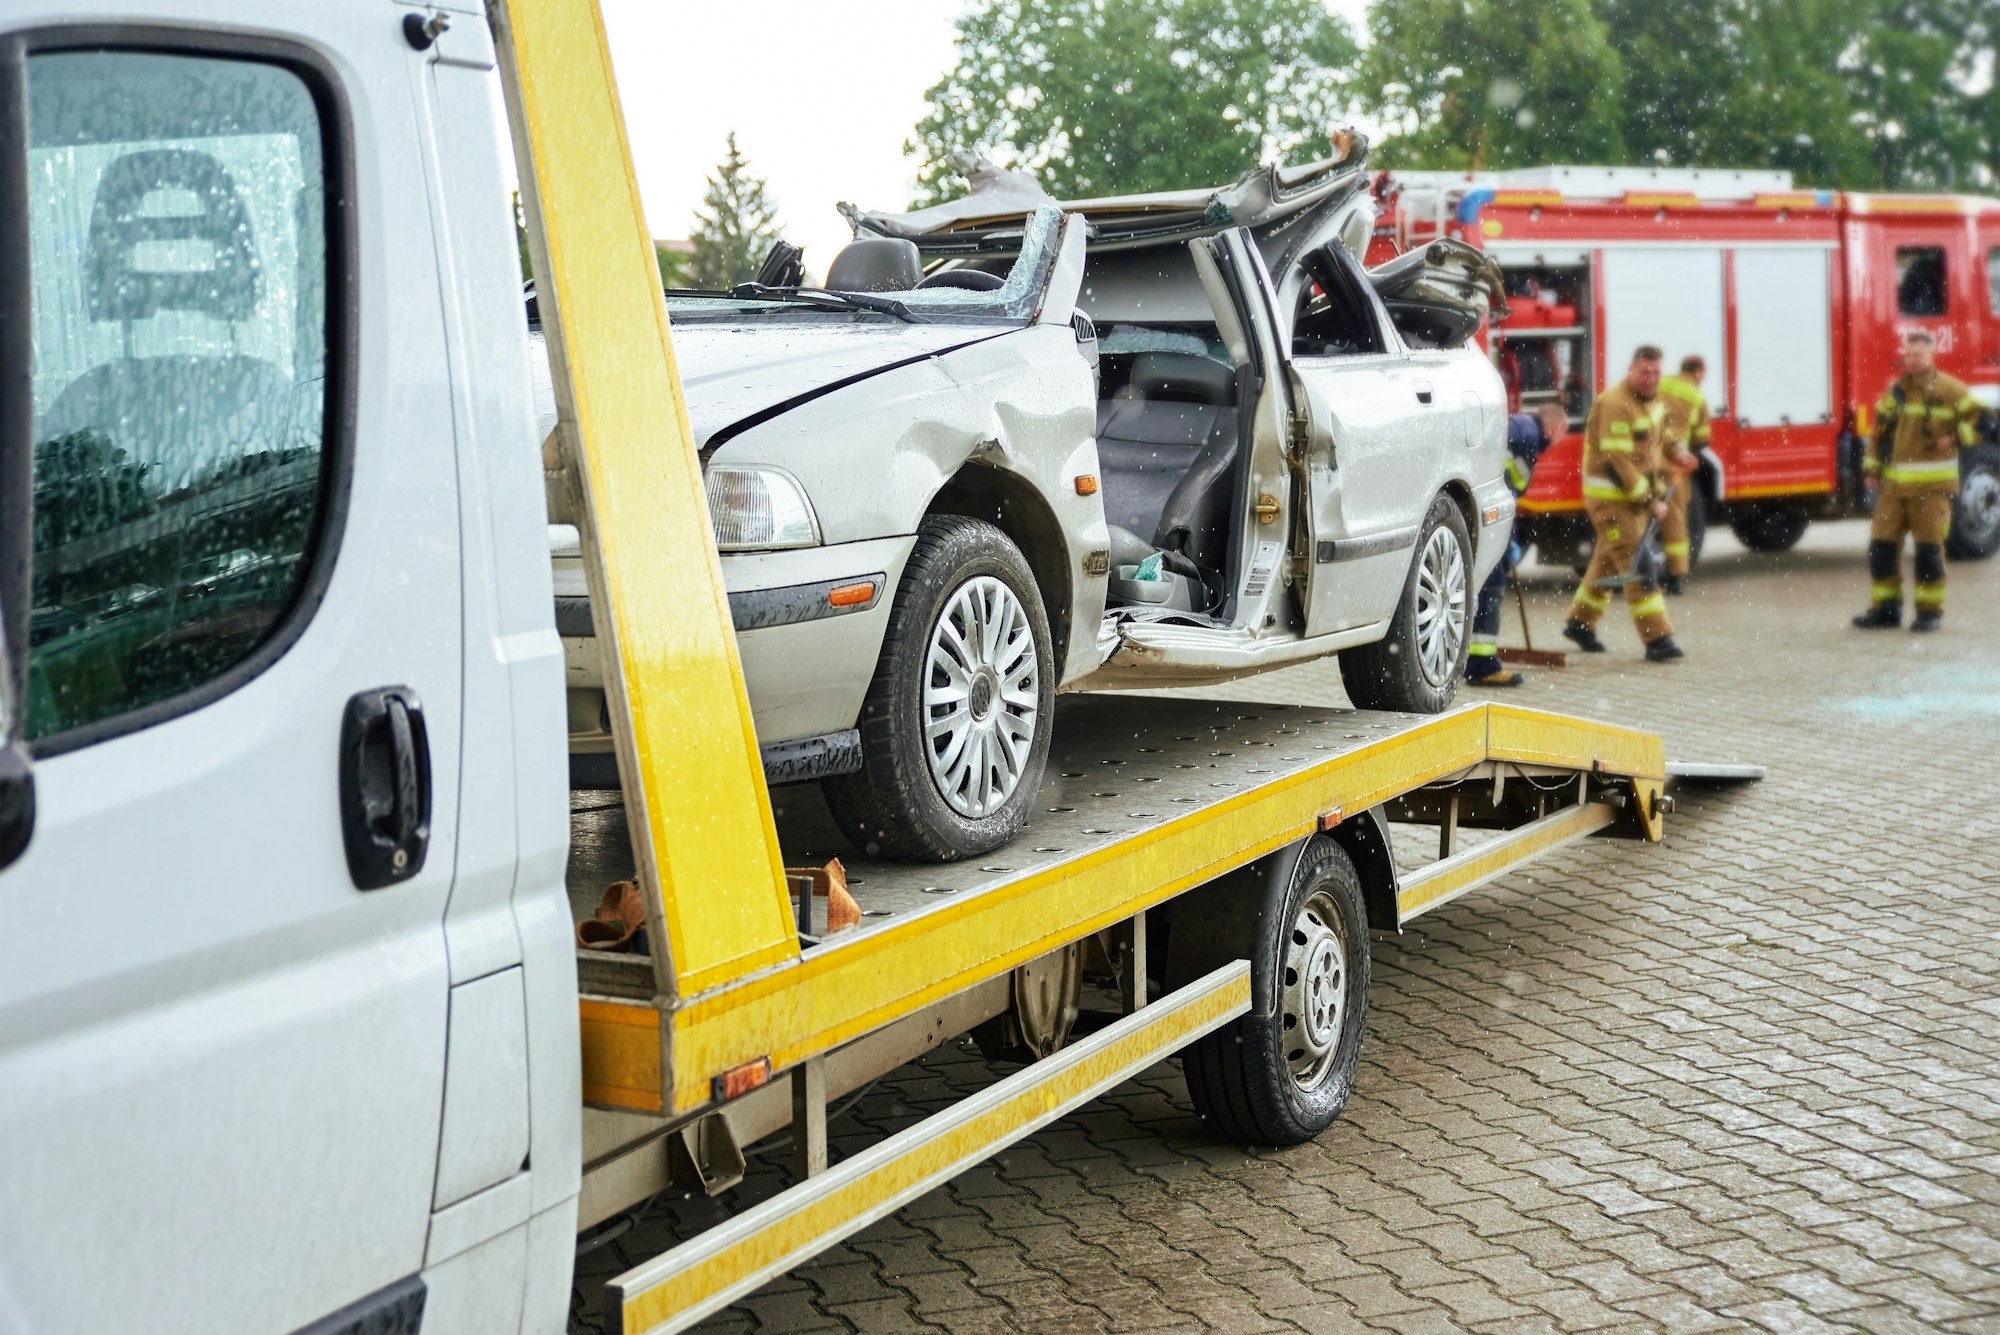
[340,686,431,890]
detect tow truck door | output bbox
[0,11,463,1332]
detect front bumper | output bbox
[1471,478,1516,586]
[563,535,915,784]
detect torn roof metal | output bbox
[841,133,1373,256]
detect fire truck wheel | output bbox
[825,516,1055,863]
[1181,838,1370,1146]
[1946,445,2000,560]
[1339,495,1469,714]
[1729,503,1811,553]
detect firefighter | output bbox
[1562,345,1684,661]
[1656,355,1710,595]
[1852,330,1981,632]
[1467,403,1569,687]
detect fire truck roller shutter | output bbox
[1601,248,1728,420]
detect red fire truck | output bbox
[1376,166,2000,567]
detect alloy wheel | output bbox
[923,575,1040,818]
[1413,525,1467,686]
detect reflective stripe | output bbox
[1914,586,1945,606]
[1956,395,1978,412]
[1883,461,1959,485]
[1468,642,1498,657]
[1574,589,1611,611]
[1629,593,1667,618]
[1870,581,1900,600]
[1663,542,1690,557]
[1661,379,1702,404]
[1505,458,1530,491]
[1876,395,1897,415]
[1583,478,1628,500]
[1596,439,1635,454]
[1607,420,1632,434]
[1927,404,1958,420]
[1689,424,1711,444]
[1960,421,1979,445]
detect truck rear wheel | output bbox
[825,515,1055,862]
[1946,444,2000,560]
[1729,502,1811,553]
[1180,840,1370,1146]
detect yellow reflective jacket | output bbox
[1658,374,1710,462]
[1581,382,1663,505]
[1868,369,1980,495]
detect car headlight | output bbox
[705,465,821,551]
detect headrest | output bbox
[87,149,260,323]
[1131,351,1235,406]
[826,238,922,294]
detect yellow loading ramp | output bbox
[492,4,1667,1332]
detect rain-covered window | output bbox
[1895,247,1947,317]
[22,51,331,743]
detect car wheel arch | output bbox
[924,463,1075,669]
[1439,480,1479,561]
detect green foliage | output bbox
[1362,0,1627,170]
[908,0,1358,204]
[656,244,692,289]
[688,133,782,290]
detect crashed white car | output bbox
[547,141,1513,861]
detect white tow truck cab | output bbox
[0,4,1679,1334]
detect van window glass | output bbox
[1988,247,1999,317]
[1895,246,1947,316]
[21,51,330,743]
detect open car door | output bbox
[1184,227,1298,628]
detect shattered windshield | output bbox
[669,206,1064,324]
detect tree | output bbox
[1362,0,1628,170]
[909,0,1358,205]
[687,133,782,290]
[1604,0,1995,191]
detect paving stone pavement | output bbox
[574,520,2000,1335]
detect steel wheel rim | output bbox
[923,575,1039,819]
[1282,888,1348,1089]
[1962,467,2000,545]
[1413,524,1467,686]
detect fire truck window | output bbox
[1895,247,1948,317]
[1293,246,1385,358]
[1987,248,1999,317]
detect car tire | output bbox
[824,515,1055,863]
[1946,444,2000,560]
[1339,494,1470,714]
[1728,502,1811,553]
[1181,839,1370,1146]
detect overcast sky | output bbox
[598,0,1369,281]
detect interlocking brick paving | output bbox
[575,520,2000,1334]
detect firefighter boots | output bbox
[1664,574,1686,596]
[1644,635,1685,662]
[1562,619,1607,653]
[1912,611,1942,633]
[1852,603,1902,629]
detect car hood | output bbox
[530,321,1008,450]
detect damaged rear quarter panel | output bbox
[707,325,1109,686]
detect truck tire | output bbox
[1339,495,1468,714]
[1181,839,1370,1146]
[825,515,1055,862]
[1728,502,1811,553]
[1946,444,2000,560]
